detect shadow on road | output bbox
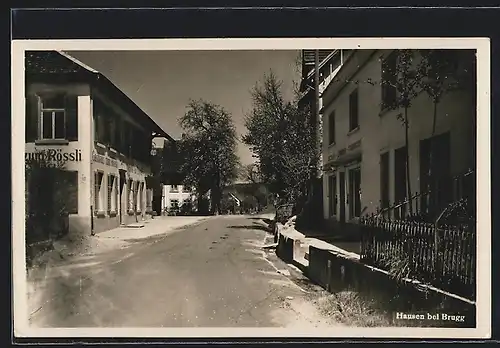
[227,224,270,233]
[248,217,274,225]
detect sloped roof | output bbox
[25,50,173,140]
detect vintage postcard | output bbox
[11,38,491,339]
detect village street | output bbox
[28,215,340,328]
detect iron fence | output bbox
[360,215,476,300]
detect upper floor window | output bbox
[26,93,78,143]
[381,51,398,110]
[328,111,336,145]
[170,185,179,192]
[348,89,359,131]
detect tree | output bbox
[418,49,465,139]
[240,162,263,184]
[242,71,316,208]
[382,49,422,214]
[25,152,70,266]
[177,99,240,215]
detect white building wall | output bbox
[161,185,196,213]
[25,83,93,237]
[321,49,475,221]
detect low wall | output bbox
[308,245,476,328]
[276,231,294,263]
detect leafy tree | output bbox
[177,99,240,215]
[243,71,316,209]
[418,49,466,138]
[25,152,70,266]
[382,49,422,214]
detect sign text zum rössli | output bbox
[25,149,82,162]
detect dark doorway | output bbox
[419,132,451,218]
[339,171,346,223]
[348,167,361,219]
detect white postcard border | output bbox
[11,37,491,339]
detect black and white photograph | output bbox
[11,38,490,339]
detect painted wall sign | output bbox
[25,149,82,163]
[92,152,118,167]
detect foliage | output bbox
[418,50,461,102]
[25,152,70,246]
[177,99,240,214]
[242,71,316,206]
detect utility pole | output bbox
[314,49,321,179]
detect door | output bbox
[348,167,362,219]
[339,171,346,223]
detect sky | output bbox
[68,50,300,166]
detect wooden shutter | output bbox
[65,95,78,141]
[25,94,39,142]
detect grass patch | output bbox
[316,290,399,327]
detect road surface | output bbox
[28,215,338,328]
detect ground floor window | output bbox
[127,179,134,211]
[133,181,139,212]
[170,199,179,210]
[107,174,118,213]
[146,189,153,211]
[419,131,451,216]
[137,182,144,212]
[348,166,361,219]
[328,174,337,217]
[394,146,407,219]
[380,151,390,210]
[94,171,104,213]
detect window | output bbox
[146,188,153,211]
[115,175,119,212]
[183,185,191,192]
[348,89,359,131]
[170,199,179,210]
[380,151,390,209]
[137,182,144,212]
[328,111,336,145]
[127,179,134,211]
[107,174,117,213]
[94,171,104,213]
[328,174,337,217]
[134,181,140,212]
[381,51,398,110]
[348,167,361,219]
[394,146,407,218]
[419,132,451,216]
[170,185,179,192]
[36,94,78,141]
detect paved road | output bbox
[29,215,337,328]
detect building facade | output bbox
[161,185,196,214]
[25,51,172,236]
[319,49,476,226]
[299,50,353,171]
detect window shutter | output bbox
[65,95,78,141]
[25,95,39,142]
